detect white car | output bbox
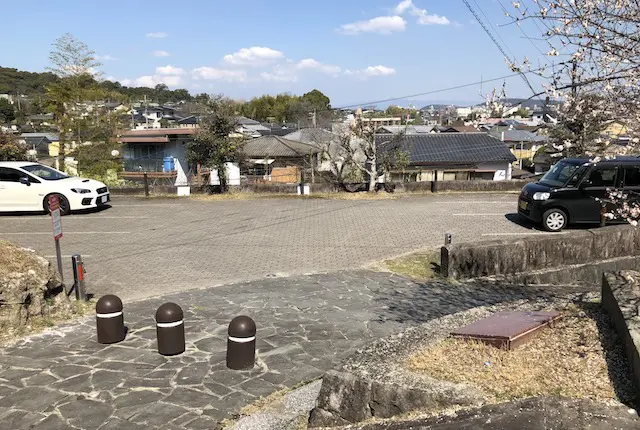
[0,161,110,215]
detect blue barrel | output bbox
[163,157,175,172]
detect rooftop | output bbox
[377,133,517,165]
[242,136,320,158]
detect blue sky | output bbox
[0,0,553,106]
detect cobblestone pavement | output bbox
[0,271,589,429]
[0,194,547,301]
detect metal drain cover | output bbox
[450,311,561,350]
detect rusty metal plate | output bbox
[450,311,561,350]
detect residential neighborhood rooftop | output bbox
[378,133,517,165]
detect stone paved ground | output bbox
[0,194,547,301]
[0,271,588,429]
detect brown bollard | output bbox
[155,303,185,356]
[96,295,125,344]
[226,316,256,370]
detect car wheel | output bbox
[43,194,71,216]
[542,208,567,232]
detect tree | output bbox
[509,108,530,118]
[0,130,27,161]
[301,89,330,111]
[316,115,408,192]
[46,33,103,172]
[187,96,244,192]
[510,1,640,223]
[0,99,15,123]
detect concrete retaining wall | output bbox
[433,179,529,193]
[441,225,640,281]
[601,272,640,410]
[109,179,530,196]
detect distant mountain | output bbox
[473,97,561,110]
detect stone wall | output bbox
[441,225,640,283]
[601,271,640,410]
[108,179,530,196]
[433,179,529,193]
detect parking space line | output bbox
[0,232,131,235]
[452,213,506,216]
[482,232,566,236]
[0,216,147,220]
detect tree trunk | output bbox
[367,159,377,192]
[218,163,228,193]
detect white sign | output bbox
[51,209,63,240]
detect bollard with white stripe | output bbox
[155,303,185,356]
[96,295,125,344]
[226,316,256,370]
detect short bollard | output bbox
[226,316,256,370]
[155,303,185,356]
[96,295,125,344]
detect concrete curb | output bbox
[229,380,322,430]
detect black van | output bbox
[518,157,640,232]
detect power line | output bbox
[462,0,542,102]
[333,64,559,111]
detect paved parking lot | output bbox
[0,193,543,301]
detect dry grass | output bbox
[381,250,441,280]
[0,299,95,346]
[407,304,634,404]
[0,240,48,278]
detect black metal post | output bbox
[144,172,150,197]
[71,254,87,301]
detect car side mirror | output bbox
[19,176,30,186]
[579,180,590,190]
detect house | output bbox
[18,132,60,157]
[532,110,558,125]
[377,133,516,182]
[131,106,179,129]
[489,129,548,166]
[376,125,435,134]
[234,116,271,137]
[118,128,197,173]
[26,113,54,127]
[240,135,320,183]
[436,125,478,133]
[177,115,199,128]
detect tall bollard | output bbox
[155,303,185,356]
[96,295,125,344]
[226,316,256,370]
[71,254,87,301]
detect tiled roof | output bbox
[20,132,59,141]
[490,129,548,142]
[284,128,336,145]
[242,136,320,158]
[377,133,516,165]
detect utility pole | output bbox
[311,109,317,128]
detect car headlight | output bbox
[71,188,92,194]
[533,192,551,201]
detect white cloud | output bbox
[153,50,170,57]
[394,0,450,25]
[223,47,284,66]
[345,65,396,78]
[339,15,406,35]
[363,65,396,76]
[120,78,132,86]
[156,65,185,75]
[260,71,298,83]
[146,32,168,38]
[296,58,341,76]
[95,54,116,61]
[191,67,247,82]
[133,74,182,88]
[105,76,117,81]
[394,0,413,14]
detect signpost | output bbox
[48,195,64,283]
